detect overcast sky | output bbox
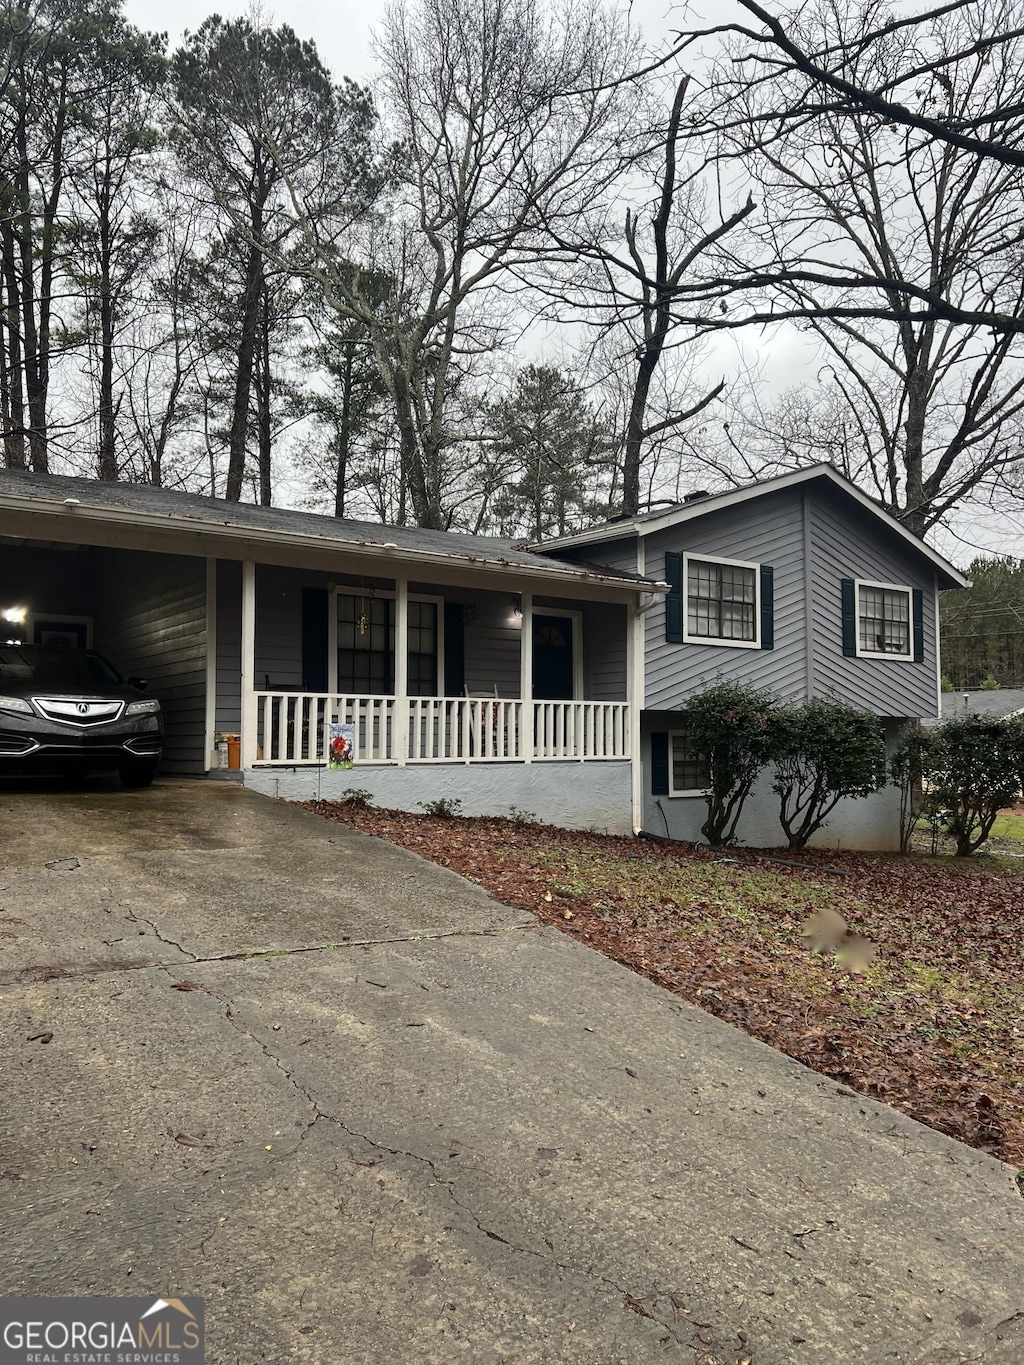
[118,0,1024,565]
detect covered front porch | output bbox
[221,562,635,771]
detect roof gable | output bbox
[532,465,968,590]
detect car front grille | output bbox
[33,697,125,727]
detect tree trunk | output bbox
[0,222,26,469]
[256,288,272,507]
[226,236,264,502]
[97,212,118,480]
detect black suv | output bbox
[0,646,163,787]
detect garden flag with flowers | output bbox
[328,721,355,769]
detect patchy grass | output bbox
[306,800,1024,1168]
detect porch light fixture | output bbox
[511,598,523,622]
[2,606,26,624]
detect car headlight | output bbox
[125,699,160,715]
[0,695,32,714]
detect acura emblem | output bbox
[77,703,89,715]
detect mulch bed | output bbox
[304,800,1024,1169]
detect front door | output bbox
[532,614,575,700]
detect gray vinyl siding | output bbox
[215,560,242,733]
[419,583,521,697]
[807,485,938,719]
[641,491,807,710]
[583,601,627,701]
[91,549,207,775]
[584,538,639,576]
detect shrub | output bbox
[684,680,779,848]
[927,713,1024,855]
[418,796,463,818]
[890,727,934,854]
[506,805,538,824]
[338,787,374,807]
[771,699,887,851]
[980,674,1001,690]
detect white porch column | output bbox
[394,575,408,765]
[627,597,645,834]
[240,559,257,768]
[204,558,217,772]
[519,591,533,762]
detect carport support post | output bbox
[240,559,257,768]
[394,575,408,765]
[520,592,532,761]
[627,596,644,835]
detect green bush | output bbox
[890,727,934,854]
[418,796,463,818]
[927,713,1024,855]
[684,680,779,848]
[338,787,374,807]
[771,700,887,851]
[980,674,1001,690]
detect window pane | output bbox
[671,731,709,791]
[686,559,756,640]
[859,586,910,654]
[407,601,437,696]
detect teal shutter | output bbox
[301,588,329,691]
[841,579,857,657]
[665,553,683,643]
[912,589,924,663]
[760,565,774,650]
[651,732,669,794]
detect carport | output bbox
[0,540,208,773]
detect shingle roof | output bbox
[533,463,968,591]
[0,468,658,590]
[939,688,1024,720]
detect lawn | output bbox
[306,799,1024,1169]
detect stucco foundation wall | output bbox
[640,717,906,852]
[245,761,633,835]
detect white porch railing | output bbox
[253,693,630,765]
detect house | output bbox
[0,463,968,849]
[934,688,1024,722]
[0,468,662,835]
[536,464,968,850]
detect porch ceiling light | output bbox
[2,606,26,624]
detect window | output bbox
[856,581,911,658]
[337,594,394,694]
[683,554,759,647]
[669,730,710,795]
[335,592,440,695]
[407,600,438,696]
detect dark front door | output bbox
[532,615,574,700]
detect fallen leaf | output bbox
[27,1032,53,1044]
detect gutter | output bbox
[0,490,668,595]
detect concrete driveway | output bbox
[1,779,1022,1364]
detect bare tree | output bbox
[671,0,1024,532]
[265,0,642,528]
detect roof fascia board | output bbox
[0,491,663,599]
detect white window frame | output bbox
[328,588,445,696]
[854,578,913,660]
[682,552,761,650]
[667,729,710,798]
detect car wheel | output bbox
[119,759,159,789]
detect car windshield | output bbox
[0,646,123,690]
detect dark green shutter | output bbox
[444,602,465,696]
[760,565,774,650]
[841,578,857,657]
[665,552,683,643]
[912,589,925,663]
[301,588,329,691]
[651,732,669,794]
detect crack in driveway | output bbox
[0,922,537,988]
[197,969,707,1359]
